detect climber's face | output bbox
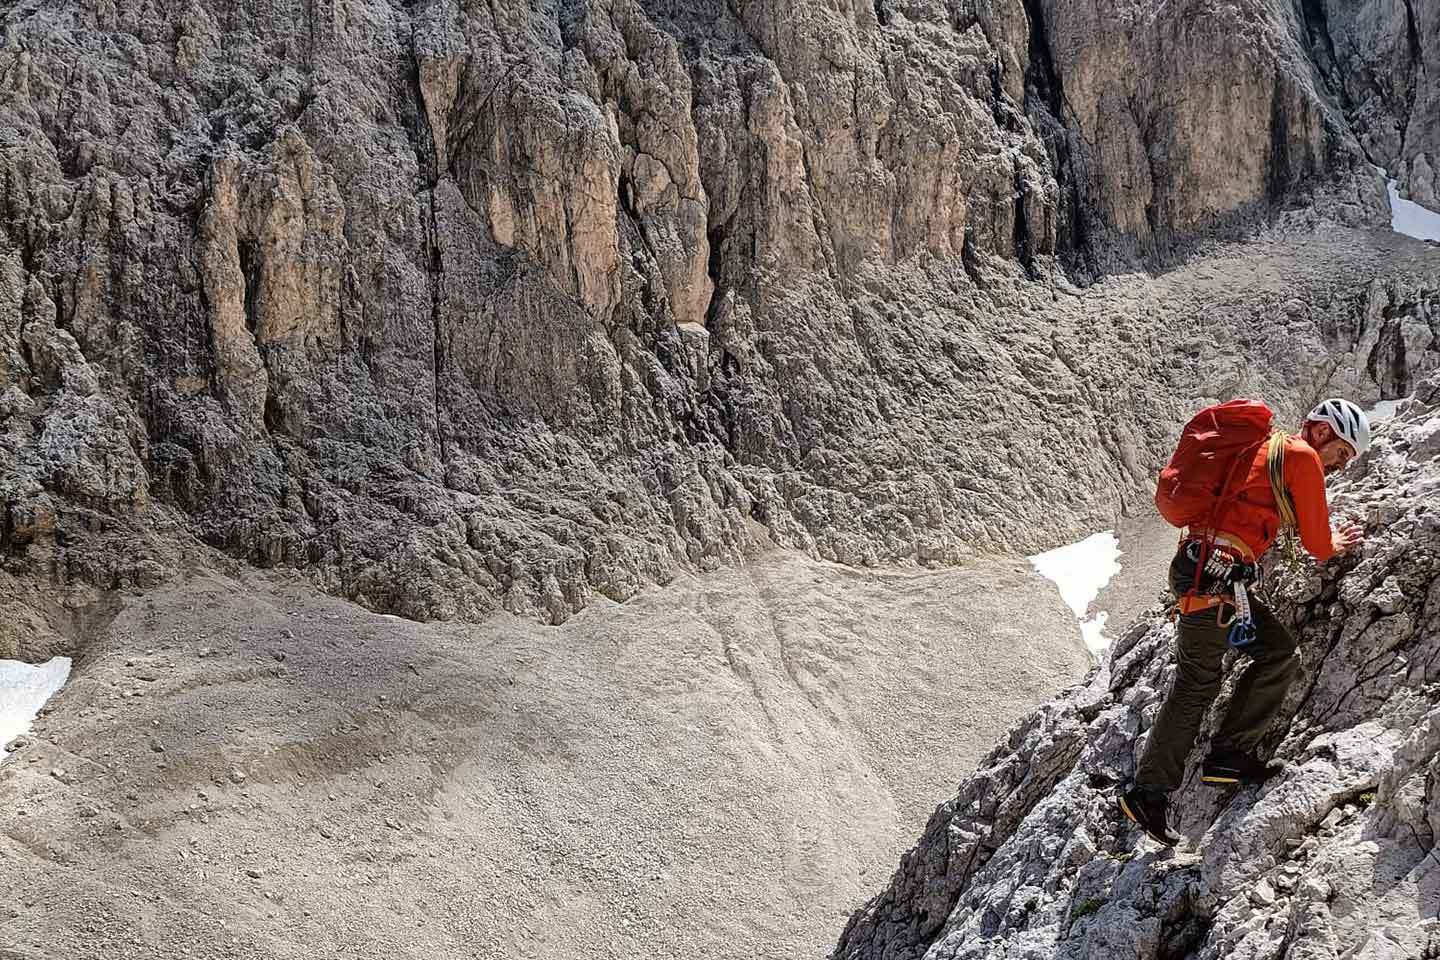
[1306,421,1356,475]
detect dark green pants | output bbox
[1134,550,1299,794]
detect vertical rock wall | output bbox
[0,0,1435,627]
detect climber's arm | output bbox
[1287,445,1337,563]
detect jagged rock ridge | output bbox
[2,0,1438,637]
[836,373,1440,959]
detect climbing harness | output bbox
[1174,535,1258,644]
[1185,535,1256,584]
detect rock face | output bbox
[1299,0,1440,207]
[2,2,1439,957]
[2,0,1438,632]
[835,371,1440,959]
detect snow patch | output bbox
[1079,613,1111,654]
[1029,531,1123,655]
[1388,180,1440,242]
[1364,397,1407,422]
[0,657,71,756]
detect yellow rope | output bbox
[1266,431,1305,597]
[1267,432,1297,530]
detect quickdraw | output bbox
[1226,579,1256,648]
[1185,539,1256,589]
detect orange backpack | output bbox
[1155,399,1273,531]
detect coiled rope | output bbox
[1266,431,1308,600]
[1267,432,1298,529]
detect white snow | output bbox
[1079,612,1111,654]
[1388,180,1440,242]
[0,657,71,757]
[1364,397,1407,422]
[1029,530,1123,656]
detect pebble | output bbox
[228,769,246,784]
[246,868,263,879]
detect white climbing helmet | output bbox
[1306,398,1371,456]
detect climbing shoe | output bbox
[1118,787,1180,847]
[1201,749,1279,786]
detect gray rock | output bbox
[836,371,1440,959]
[1,0,1438,639]
[1304,0,1440,206]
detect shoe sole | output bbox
[1117,796,1178,847]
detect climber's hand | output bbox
[1332,521,1365,555]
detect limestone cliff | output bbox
[1,0,1438,642]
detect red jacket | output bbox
[1219,435,1335,563]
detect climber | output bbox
[1118,398,1371,846]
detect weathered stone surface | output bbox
[0,1,1437,956]
[0,0,1436,632]
[1298,0,1440,208]
[836,372,1440,960]
[0,549,1092,959]
[1024,0,1389,273]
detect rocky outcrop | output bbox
[1297,0,1440,207]
[0,0,1436,631]
[1020,0,1390,273]
[835,371,1440,959]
